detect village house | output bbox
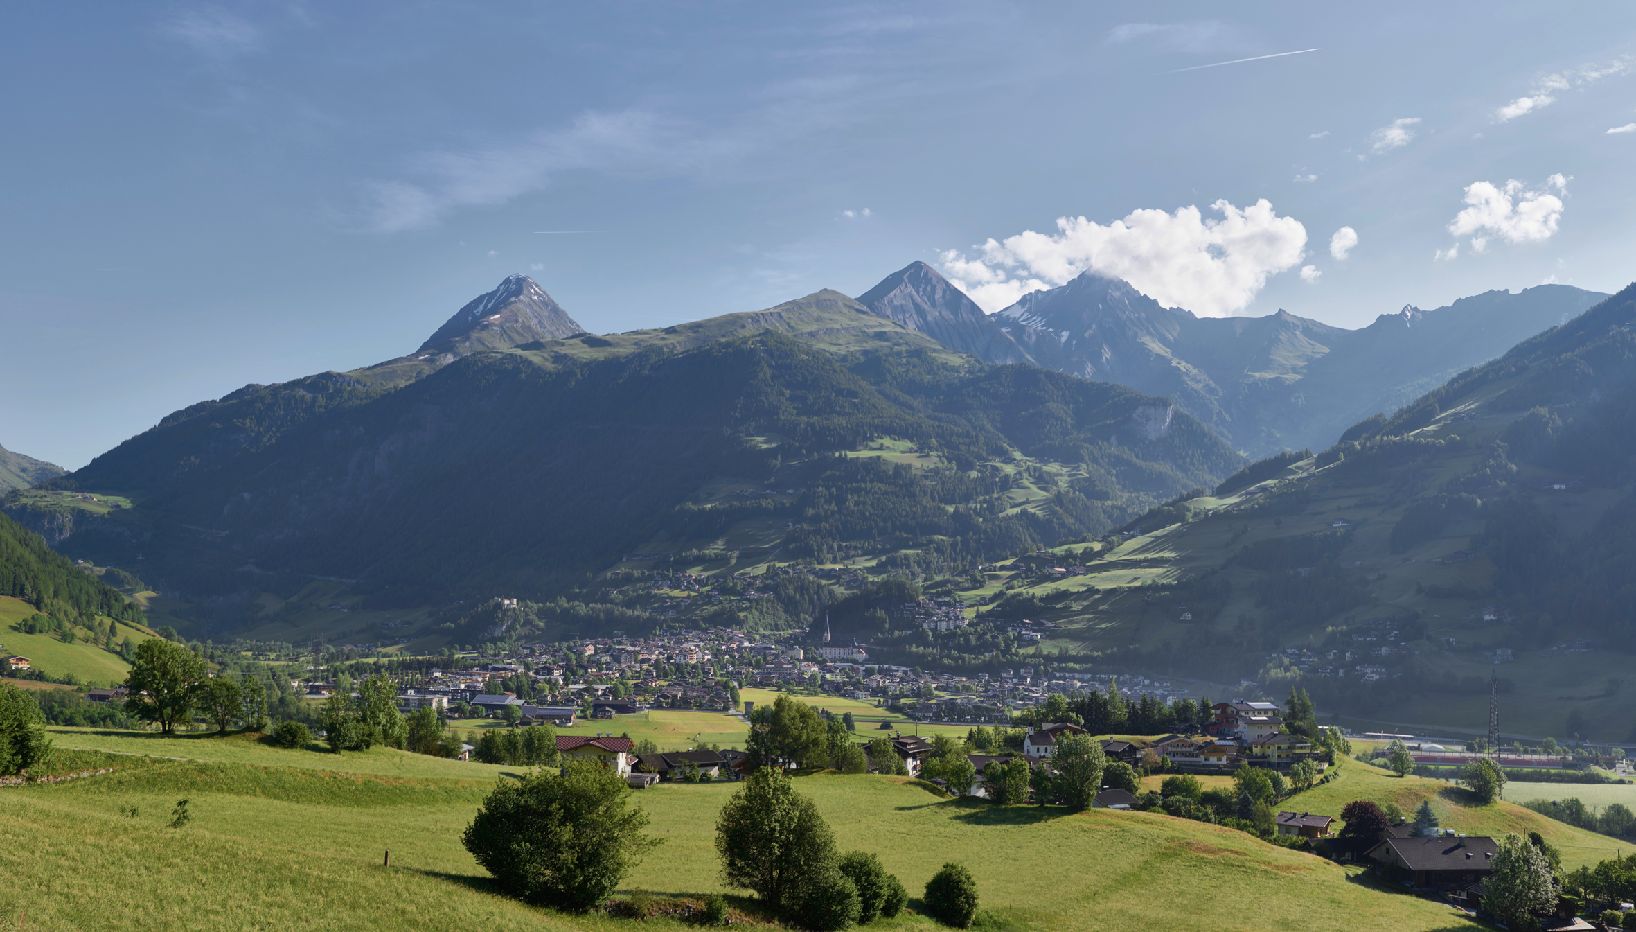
[5,656,31,672]
[555,735,635,777]
[1275,811,1336,838]
[636,749,729,782]
[1367,833,1498,889]
[519,704,577,726]
[1244,732,1315,769]
[1094,789,1139,810]
[892,735,936,776]
[1209,701,1283,741]
[1022,723,1088,759]
[470,693,523,715]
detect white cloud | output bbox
[1608,122,1636,135]
[1105,21,1246,54]
[1293,172,1319,184]
[1308,130,1330,140]
[1443,175,1568,256]
[1495,57,1633,122]
[1434,244,1459,262]
[159,7,261,58]
[1329,226,1358,261]
[1369,117,1421,154]
[839,207,873,220]
[939,199,1308,316]
[529,262,545,272]
[1299,264,1322,283]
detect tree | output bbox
[1385,739,1415,777]
[198,677,242,733]
[841,712,856,732]
[1160,774,1203,801]
[1339,800,1391,853]
[0,683,50,776]
[716,767,837,912]
[124,639,206,735]
[1288,759,1318,791]
[1232,764,1276,809]
[1413,800,1440,837]
[923,862,979,928]
[405,706,445,756]
[1482,834,1558,930]
[1464,757,1506,804]
[788,862,860,931]
[832,740,867,774]
[922,737,975,796]
[463,760,655,912]
[746,696,828,770]
[866,737,904,775]
[269,720,311,749]
[1050,733,1106,811]
[357,675,407,749]
[1102,761,1139,794]
[837,851,895,924]
[984,757,1031,805]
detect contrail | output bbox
[532,230,599,234]
[1168,48,1319,74]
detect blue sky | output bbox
[3,2,1635,468]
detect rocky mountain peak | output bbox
[417,275,586,357]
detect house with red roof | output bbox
[556,735,635,776]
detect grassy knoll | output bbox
[0,595,150,685]
[448,710,751,751]
[1504,780,1636,809]
[1285,760,1634,869]
[0,730,1479,931]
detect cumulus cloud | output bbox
[1329,226,1358,261]
[939,199,1308,316]
[1442,174,1568,257]
[1293,172,1319,184]
[159,6,261,58]
[1608,122,1636,135]
[1495,57,1633,122]
[1369,117,1421,154]
[1299,264,1322,283]
[839,207,873,220]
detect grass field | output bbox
[1285,760,1634,870]
[0,728,1481,931]
[448,710,751,751]
[1504,780,1636,809]
[739,688,978,740]
[0,595,151,685]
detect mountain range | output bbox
[0,444,63,494]
[8,277,1239,638]
[858,262,1605,456]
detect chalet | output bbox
[1245,733,1314,767]
[637,749,728,782]
[1094,789,1138,810]
[1165,737,1239,771]
[1367,834,1498,889]
[892,736,936,776]
[591,701,642,719]
[1275,811,1336,838]
[1100,739,1142,765]
[87,686,129,704]
[556,735,635,777]
[1022,723,1088,759]
[5,656,30,672]
[1209,701,1282,741]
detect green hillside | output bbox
[17,285,1240,640]
[3,729,1479,930]
[0,443,63,494]
[968,283,1636,740]
[0,595,152,685]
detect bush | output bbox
[0,682,51,776]
[879,874,907,919]
[787,863,860,931]
[463,760,656,912]
[837,850,896,924]
[1598,909,1624,929]
[701,894,729,926]
[269,720,311,749]
[716,768,837,912]
[923,862,979,928]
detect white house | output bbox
[1022,723,1088,759]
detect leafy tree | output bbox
[321,693,369,751]
[463,760,656,912]
[357,675,407,749]
[405,706,446,756]
[716,767,838,912]
[747,696,828,770]
[0,683,50,776]
[1102,761,1139,794]
[124,639,205,735]
[789,862,860,931]
[841,712,856,732]
[198,676,242,733]
[1339,800,1390,854]
[866,737,905,775]
[1385,739,1415,777]
[1233,764,1276,808]
[879,872,907,919]
[984,757,1031,805]
[922,737,975,796]
[1049,733,1106,811]
[1160,774,1203,801]
[837,850,898,925]
[832,740,867,774]
[1464,757,1506,804]
[1288,759,1318,791]
[1482,834,1558,930]
[1412,800,1440,837]
[923,862,979,928]
[269,720,311,749]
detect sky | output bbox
[3,2,1635,468]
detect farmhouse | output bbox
[892,736,936,776]
[1275,811,1336,838]
[1367,834,1498,889]
[637,749,729,782]
[1022,723,1088,759]
[5,656,30,671]
[555,735,635,776]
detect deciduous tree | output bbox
[124,639,205,735]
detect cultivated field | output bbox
[0,728,1480,931]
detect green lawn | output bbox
[1504,780,1636,809]
[0,595,150,685]
[1285,760,1634,870]
[448,710,751,751]
[739,688,978,740]
[0,729,1479,931]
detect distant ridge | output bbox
[0,443,64,494]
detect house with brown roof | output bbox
[636,749,728,782]
[5,656,30,672]
[1367,833,1498,888]
[556,735,635,776]
[1022,723,1087,759]
[892,736,936,776]
[1275,811,1336,838]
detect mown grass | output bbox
[739,688,977,740]
[0,729,1483,931]
[0,595,148,685]
[1504,780,1636,809]
[1285,760,1635,869]
[448,710,751,751]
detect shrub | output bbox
[1598,909,1623,929]
[1464,757,1506,804]
[0,682,51,776]
[837,850,895,924]
[700,894,729,926]
[1102,761,1139,794]
[463,760,655,912]
[269,720,311,749]
[716,768,837,912]
[879,874,907,919]
[787,863,860,931]
[923,862,979,928]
